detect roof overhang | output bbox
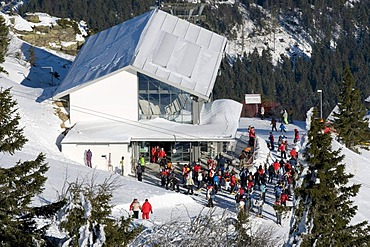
[61,99,242,145]
[61,118,235,145]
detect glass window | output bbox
[138,76,148,91]
[148,79,158,92]
[172,142,191,163]
[138,73,192,123]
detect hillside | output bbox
[16,0,370,120]
[0,9,369,247]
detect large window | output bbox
[138,73,192,123]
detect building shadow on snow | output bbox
[18,43,72,102]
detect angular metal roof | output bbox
[53,8,227,100]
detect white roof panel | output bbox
[181,77,196,91]
[142,62,157,74]
[209,33,225,52]
[177,43,200,77]
[196,28,212,48]
[153,33,177,67]
[162,14,177,33]
[53,9,227,101]
[193,49,219,96]
[184,24,201,43]
[166,38,186,73]
[150,9,167,30]
[173,18,189,38]
[156,66,171,79]
[168,73,182,84]
[133,12,165,70]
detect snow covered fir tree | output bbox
[54,177,141,246]
[0,88,49,246]
[289,109,370,246]
[333,67,370,152]
[0,15,8,74]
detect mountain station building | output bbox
[53,8,242,175]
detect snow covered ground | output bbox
[1,12,369,245]
[226,4,312,65]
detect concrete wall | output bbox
[61,143,134,176]
[69,70,138,124]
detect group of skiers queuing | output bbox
[156,144,299,220]
[129,198,153,219]
[157,153,256,208]
[236,114,301,224]
[136,146,169,182]
[133,114,301,224]
[153,134,300,224]
[234,145,300,224]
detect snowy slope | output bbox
[226,4,312,65]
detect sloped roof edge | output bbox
[52,10,155,99]
[52,66,136,99]
[52,9,227,101]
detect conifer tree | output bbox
[0,88,27,154]
[234,210,252,245]
[0,88,51,246]
[333,66,369,152]
[296,109,370,246]
[57,177,141,246]
[0,15,8,73]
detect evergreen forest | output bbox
[19,0,370,120]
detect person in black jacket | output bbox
[168,172,180,192]
[136,163,143,182]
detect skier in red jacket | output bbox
[141,199,153,219]
[293,129,300,143]
[289,147,298,160]
[279,142,287,159]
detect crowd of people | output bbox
[155,142,300,222]
[235,115,301,224]
[130,111,302,226]
[157,154,238,200]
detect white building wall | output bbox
[62,143,134,176]
[69,70,138,124]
